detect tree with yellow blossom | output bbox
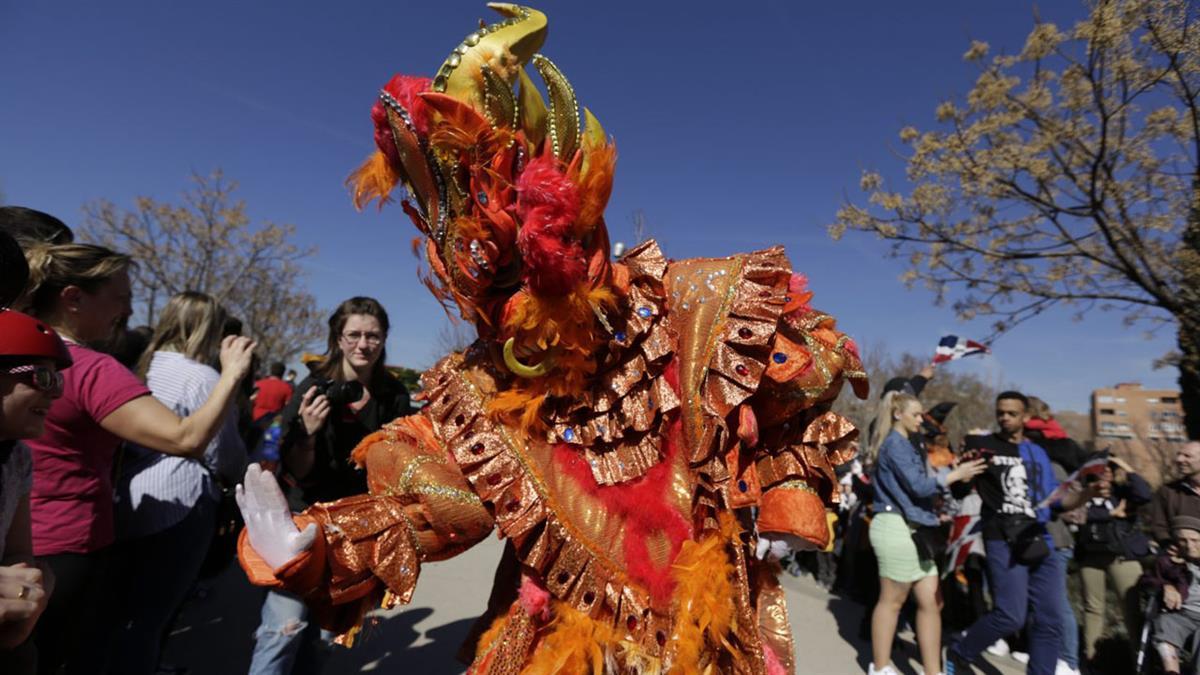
[830,0,1200,437]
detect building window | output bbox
[1098,395,1114,404]
[1099,408,1115,415]
[1146,398,1160,404]
[1163,396,1179,404]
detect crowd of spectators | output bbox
[6,203,1200,675]
[0,207,411,675]
[798,358,1200,675]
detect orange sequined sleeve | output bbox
[238,413,495,635]
[754,411,858,549]
[748,305,867,550]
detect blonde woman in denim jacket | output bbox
[868,392,986,675]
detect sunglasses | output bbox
[0,364,64,397]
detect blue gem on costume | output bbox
[476,191,488,205]
[614,330,627,342]
[562,428,576,442]
[738,480,748,492]
[637,306,652,318]
[772,352,788,364]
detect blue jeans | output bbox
[951,537,1067,675]
[1056,548,1080,669]
[247,589,333,675]
[111,496,217,675]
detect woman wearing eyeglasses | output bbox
[17,243,255,675]
[247,296,410,675]
[0,308,70,672]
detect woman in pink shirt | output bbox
[18,243,255,675]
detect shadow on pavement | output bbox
[825,590,876,672]
[161,564,479,674]
[327,610,476,674]
[824,588,1010,675]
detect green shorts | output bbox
[869,512,937,583]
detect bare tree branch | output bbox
[81,170,325,363]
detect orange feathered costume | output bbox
[239,5,869,673]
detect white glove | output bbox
[755,533,817,561]
[235,464,317,569]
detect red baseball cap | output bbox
[0,309,72,368]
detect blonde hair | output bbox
[137,291,228,376]
[1027,395,1052,421]
[867,391,920,462]
[21,243,132,317]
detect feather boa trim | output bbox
[496,514,739,674]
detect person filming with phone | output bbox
[246,296,411,675]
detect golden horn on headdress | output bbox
[433,4,547,113]
[531,54,580,162]
[518,68,547,148]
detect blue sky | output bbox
[0,0,1179,414]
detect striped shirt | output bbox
[115,351,246,539]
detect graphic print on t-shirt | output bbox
[992,454,1036,518]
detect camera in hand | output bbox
[311,378,365,406]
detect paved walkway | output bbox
[162,536,1024,674]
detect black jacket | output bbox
[1077,472,1152,560]
[279,370,411,511]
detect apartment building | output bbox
[1090,382,1185,485]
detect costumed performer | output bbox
[237,5,870,673]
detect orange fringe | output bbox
[469,613,512,675]
[521,603,617,675]
[347,150,400,210]
[487,284,617,434]
[574,142,616,234]
[511,517,739,675]
[666,513,739,675]
[422,92,512,160]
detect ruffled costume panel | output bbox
[237,239,869,672]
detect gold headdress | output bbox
[349,4,618,419]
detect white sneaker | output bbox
[985,639,1010,657]
[1012,651,1030,664]
[1054,660,1080,675]
[867,664,900,675]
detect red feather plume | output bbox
[516,154,584,296]
[371,75,432,167]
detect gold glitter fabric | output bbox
[238,416,495,636]
[264,3,875,668]
[238,241,870,672]
[544,240,678,486]
[756,564,796,674]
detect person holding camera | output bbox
[247,296,410,675]
[945,391,1102,675]
[867,392,986,675]
[1076,455,1150,663]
